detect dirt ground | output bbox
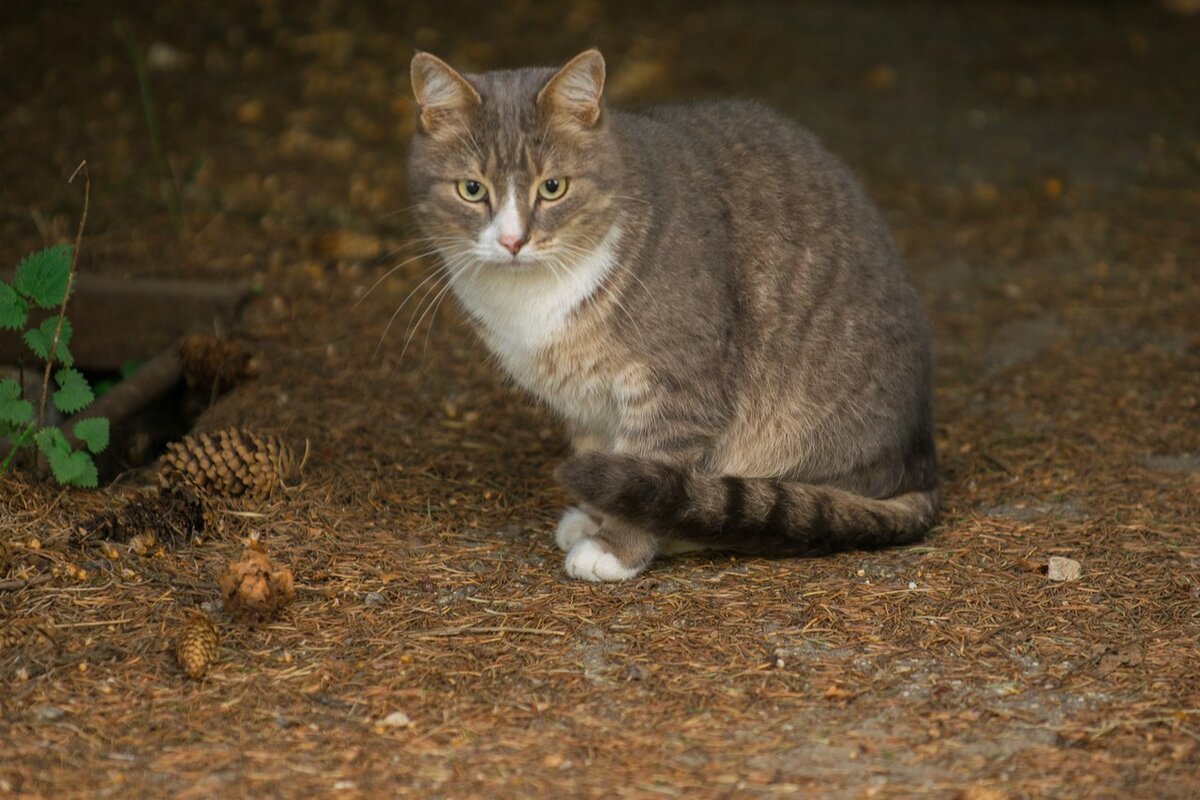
[2,1,1198,797]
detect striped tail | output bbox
[556,451,938,554]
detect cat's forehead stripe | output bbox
[464,71,559,177]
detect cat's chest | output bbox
[449,232,625,430]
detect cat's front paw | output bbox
[555,507,599,552]
[564,537,643,582]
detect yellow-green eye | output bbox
[456,179,488,202]
[538,177,568,201]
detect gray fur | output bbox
[407,50,938,580]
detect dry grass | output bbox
[2,1,1199,797]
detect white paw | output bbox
[564,538,641,582]
[555,507,599,552]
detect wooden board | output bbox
[0,273,251,371]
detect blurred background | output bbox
[1,0,1197,278]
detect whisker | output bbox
[375,251,473,355]
[355,246,450,308]
[401,258,476,362]
[419,275,463,361]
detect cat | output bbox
[406,49,938,581]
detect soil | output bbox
[2,1,1198,797]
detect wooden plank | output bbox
[0,273,250,371]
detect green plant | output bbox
[115,21,185,237]
[0,245,109,487]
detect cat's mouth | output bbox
[470,244,544,269]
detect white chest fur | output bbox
[449,227,623,431]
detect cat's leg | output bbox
[554,506,600,551]
[564,516,657,582]
[561,404,705,580]
[555,426,611,551]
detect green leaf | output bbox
[63,451,99,488]
[73,417,109,454]
[13,245,73,309]
[0,378,34,427]
[34,426,70,458]
[52,367,93,414]
[43,444,96,486]
[34,426,98,487]
[0,283,28,330]
[23,316,73,366]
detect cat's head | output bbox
[407,50,623,271]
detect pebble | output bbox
[377,711,411,729]
[1047,556,1082,582]
[33,704,64,721]
[364,592,385,606]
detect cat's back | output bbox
[614,100,890,244]
[615,100,846,186]
[612,98,905,297]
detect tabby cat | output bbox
[406,49,938,581]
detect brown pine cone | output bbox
[158,428,301,501]
[175,611,219,679]
[1,617,53,650]
[219,540,295,623]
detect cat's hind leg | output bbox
[555,507,600,552]
[564,517,656,582]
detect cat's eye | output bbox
[456,179,488,203]
[538,177,568,201]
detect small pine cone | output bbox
[178,335,257,393]
[175,611,220,679]
[0,626,23,650]
[220,540,295,623]
[159,428,300,501]
[1,618,54,650]
[128,532,158,557]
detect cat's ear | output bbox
[410,52,481,135]
[537,49,606,128]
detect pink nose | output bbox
[499,233,527,255]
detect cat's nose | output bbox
[499,233,528,255]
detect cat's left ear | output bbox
[411,52,481,136]
[537,49,606,128]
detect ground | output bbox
[1,1,1198,797]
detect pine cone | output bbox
[0,625,24,650]
[220,540,295,623]
[1,617,48,650]
[159,428,300,501]
[175,611,220,679]
[178,335,257,393]
[75,487,205,548]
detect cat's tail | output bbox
[556,452,938,553]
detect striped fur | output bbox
[558,452,938,555]
[408,50,940,580]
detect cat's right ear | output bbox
[410,52,481,136]
[538,49,606,128]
